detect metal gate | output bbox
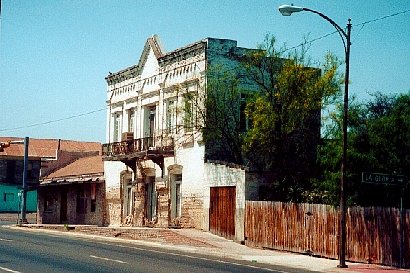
[209,186,236,240]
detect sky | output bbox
[0,0,409,143]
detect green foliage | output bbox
[242,35,341,202]
[202,65,246,164]
[318,91,410,207]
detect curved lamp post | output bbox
[279,4,351,268]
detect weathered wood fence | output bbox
[245,201,409,268]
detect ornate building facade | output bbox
[103,35,260,238]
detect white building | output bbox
[103,35,261,241]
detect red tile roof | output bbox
[42,155,104,181]
[0,137,101,158]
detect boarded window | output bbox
[44,193,54,212]
[76,188,87,213]
[3,193,14,202]
[90,184,97,212]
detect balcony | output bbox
[102,135,174,161]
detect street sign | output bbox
[362,172,407,186]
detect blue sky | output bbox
[0,1,409,142]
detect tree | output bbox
[317,91,410,207]
[180,65,247,165]
[183,35,342,202]
[242,35,341,202]
[202,66,247,164]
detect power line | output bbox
[0,108,106,133]
[2,8,409,133]
[355,8,410,27]
[282,8,410,54]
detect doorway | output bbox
[60,189,67,223]
[209,186,236,240]
[145,176,156,222]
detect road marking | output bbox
[0,266,22,273]
[46,235,61,238]
[89,255,128,264]
[92,241,286,272]
[0,238,13,242]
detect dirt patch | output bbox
[17,224,216,248]
[72,227,216,248]
[0,213,37,224]
[2,215,218,249]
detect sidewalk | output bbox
[6,222,408,273]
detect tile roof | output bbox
[41,155,104,181]
[0,137,101,158]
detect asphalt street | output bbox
[0,221,305,273]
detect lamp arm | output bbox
[303,7,348,52]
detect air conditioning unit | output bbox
[121,132,134,141]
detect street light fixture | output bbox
[279,4,351,268]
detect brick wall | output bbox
[37,182,105,226]
[156,185,169,227]
[133,183,145,226]
[105,186,121,226]
[180,194,203,228]
[0,158,41,185]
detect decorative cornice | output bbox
[159,41,206,67]
[105,65,139,85]
[141,90,160,100]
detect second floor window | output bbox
[6,161,15,182]
[166,100,177,133]
[128,110,135,133]
[239,93,250,132]
[184,96,195,133]
[113,114,121,142]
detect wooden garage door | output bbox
[209,186,236,240]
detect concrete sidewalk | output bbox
[5,223,408,273]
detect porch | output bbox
[102,135,174,161]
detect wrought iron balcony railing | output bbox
[102,135,174,158]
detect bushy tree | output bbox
[201,66,247,164]
[317,91,410,207]
[242,35,341,202]
[187,35,343,203]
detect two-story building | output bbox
[103,35,264,240]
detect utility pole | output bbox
[0,137,30,224]
[19,137,29,225]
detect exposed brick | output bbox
[106,187,121,226]
[180,195,203,229]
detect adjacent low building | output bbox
[37,154,105,225]
[0,137,102,220]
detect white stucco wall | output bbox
[203,162,246,242]
[103,37,259,230]
[104,161,128,189]
[175,142,205,193]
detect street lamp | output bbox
[279,4,351,268]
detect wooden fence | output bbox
[245,201,409,268]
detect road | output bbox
[0,221,303,273]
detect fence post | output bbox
[400,197,404,268]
